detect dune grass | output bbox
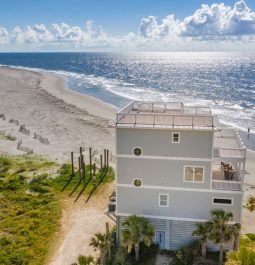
[0,155,115,265]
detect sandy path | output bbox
[47,182,115,265]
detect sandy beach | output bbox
[0,66,254,264]
[0,66,117,162]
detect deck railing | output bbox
[118,101,212,116]
[116,112,214,128]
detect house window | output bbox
[184,166,204,183]
[213,198,233,205]
[172,132,180,143]
[133,178,142,187]
[133,147,142,156]
[159,194,169,207]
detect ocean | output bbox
[0,52,254,146]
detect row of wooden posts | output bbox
[70,147,110,185]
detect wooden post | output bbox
[106,222,110,235]
[89,147,92,180]
[71,152,74,176]
[93,163,96,187]
[82,162,86,184]
[106,222,111,259]
[78,156,81,180]
[106,149,109,168]
[81,154,85,179]
[100,154,103,170]
[80,146,83,158]
[93,163,96,177]
[104,149,106,168]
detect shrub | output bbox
[173,247,193,265]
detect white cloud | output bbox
[0,26,8,43]
[8,20,108,46]
[1,0,255,51]
[139,0,255,38]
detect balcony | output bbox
[212,163,242,191]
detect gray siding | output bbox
[117,187,242,222]
[117,216,234,251]
[117,128,213,158]
[117,157,211,189]
[169,220,197,249]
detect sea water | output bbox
[0,52,254,139]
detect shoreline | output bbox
[0,66,117,162]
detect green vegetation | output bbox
[0,155,115,265]
[192,222,211,261]
[245,196,255,212]
[121,215,155,262]
[225,234,255,265]
[51,162,115,195]
[0,155,60,265]
[72,255,95,265]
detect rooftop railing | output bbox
[118,101,212,116]
[115,101,214,129]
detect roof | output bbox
[110,101,218,130]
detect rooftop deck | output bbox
[110,101,219,130]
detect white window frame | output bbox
[212,197,233,206]
[159,193,169,207]
[132,178,143,188]
[183,166,204,183]
[132,146,143,156]
[172,132,180,144]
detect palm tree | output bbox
[230,223,241,251]
[209,209,235,265]
[192,222,211,261]
[121,215,154,262]
[245,196,255,212]
[90,231,113,265]
[72,255,94,265]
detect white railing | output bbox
[116,112,214,128]
[117,101,212,116]
[212,180,242,191]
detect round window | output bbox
[133,147,142,156]
[133,179,142,187]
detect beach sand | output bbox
[0,66,117,163]
[0,66,254,263]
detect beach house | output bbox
[109,101,246,250]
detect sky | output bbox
[1,0,255,52]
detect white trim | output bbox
[116,212,240,224]
[116,183,243,194]
[117,154,212,162]
[116,212,209,222]
[159,193,169,207]
[132,178,143,187]
[183,165,204,183]
[212,197,233,206]
[132,146,143,156]
[172,132,180,144]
